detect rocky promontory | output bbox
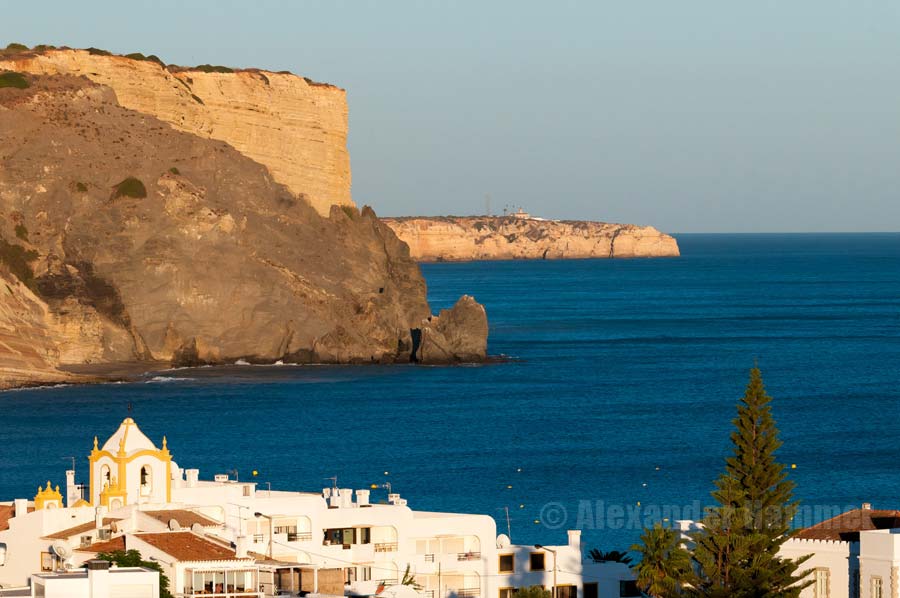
[382,216,680,262]
[0,59,487,389]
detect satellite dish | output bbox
[168,518,181,531]
[51,540,73,560]
[496,534,511,548]
[191,522,204,534]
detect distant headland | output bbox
[382,212,680,262]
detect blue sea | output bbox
[2,233,900,552]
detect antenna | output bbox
[505,506,512,540]
[324,476,338,490]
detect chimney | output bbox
[340,488,353,508]
[95,505,108,527]
[13,498,28,518]
[329,490,341,508]
[185,469,199,488]
[356,489,370,507]
[568,529,581,550]
[388,493,406,506]
[235,536,249,558]
[66,470,79,508]
[322,488,332,500]
[86,559,111,596]
[863,502,873,510]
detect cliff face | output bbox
[0,269,73,389]
[0,73,485,384]
[0,49,351,216]
[382,217,680,261]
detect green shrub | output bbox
[194,64,234,73]
[86,47,111,56]
[0,71,29,89]
[112,177,147,199]
[4,43,28,52]
[74,181,88,193]
[14,224,28,241]
[124,52,165,66]
[168,167,180,175]
[32,44,56,52]
[341,205,356,220]
[0,238,38,287]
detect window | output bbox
[499,588,517,598]
[499,554,514,573]
[619,581,641,597]
[40,552,54,572]
[582,583,598,598]
[0,542,7,566]
[814,568,829,598]
[871,577,883,598]
[80,535,92,548]
[101,465,111,486]
[530,552,545,571]
[557,586,575,598]
[243,485,252,497]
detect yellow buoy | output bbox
[252,470,258,477]
[791,464,797,469]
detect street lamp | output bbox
[255,512,274,559]
[534,545,557,598]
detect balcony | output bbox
[456,588,481,598]
[374,542,398,552]
[457,552,481,561]
[286,532,313,542]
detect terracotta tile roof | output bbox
[75,536,126,553]
[135,531,245,562]
[0,504,34,532]
[0,505,13,532]
[796,508,900,542]
[44,517,120,540]
[143,509,220,528]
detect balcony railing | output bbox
[457,552,481,561]
[182,591,262,598]
[375,542,399,552]
[377,579,399,587]
[424,554,435,562]
[456,588,481,598]
[286,532,313,542]
[252,534,265,543]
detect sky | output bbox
[3,0,899,232]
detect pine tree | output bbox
[689,367,811,598]
[631,524,693,597]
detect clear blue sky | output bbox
[4,1,899,232]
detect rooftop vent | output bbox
[863,502,873,510]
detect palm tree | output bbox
[587,549,634,565]
[631,524,692,598]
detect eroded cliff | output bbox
[0,73,486,387]
[0,48,351,215]
[382,216,680,261]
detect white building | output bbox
[0,418,637,598]
[679,503,900,598]
[30,559,159,598]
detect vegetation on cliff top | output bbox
[111,177,147,200]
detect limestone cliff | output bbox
[0,269,73,389]
[382,216,680,261]
[0,48,351,216]
[0,73,486,388]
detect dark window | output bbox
[359,527,371,544]
[619,580,641,597]
[558,586,576,598]
[530,552,545,571]
[583,583,598,598]
[499,589,517,598]
[499,554,514,573]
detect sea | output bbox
[2,233,899,552]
